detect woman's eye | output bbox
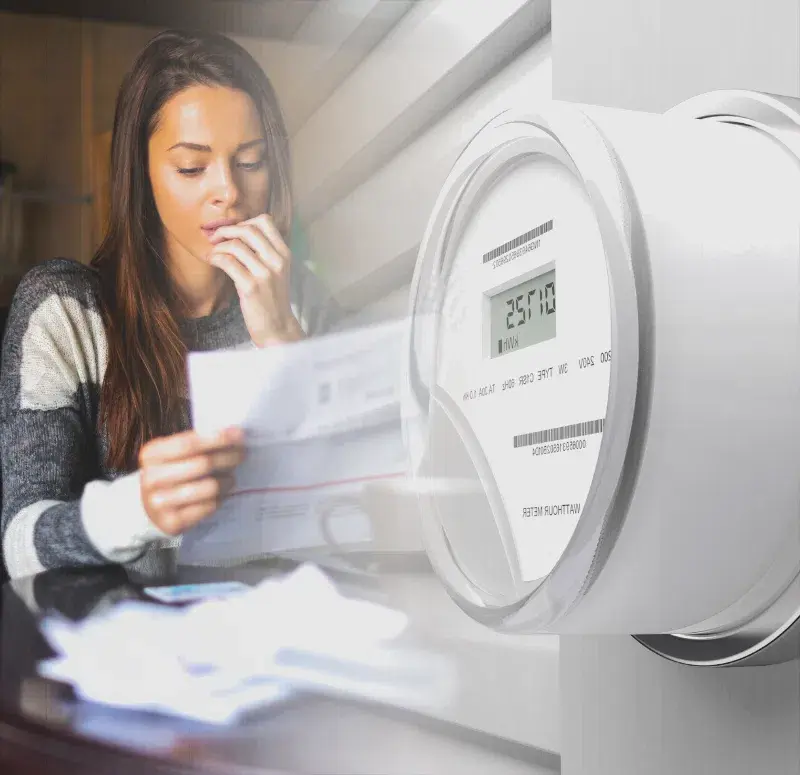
[238,159,265,171]
[177,167,205,176]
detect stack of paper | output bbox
[37,565,453,725]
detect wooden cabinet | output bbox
[91,130,112,250]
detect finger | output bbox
[149,474,235,511]
[211,237,274,277]
[142,447,246,490]
[173,497,226,530]
[247,213,291,260]
[141,428,243,467]
[209,251,262,298]
[211,224,283,273]
[139,427,243,466]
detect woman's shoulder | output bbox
[12,257,101,312]
[2,259,107,409]
[4,258,106,359]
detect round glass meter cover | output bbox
[433,154,613,586]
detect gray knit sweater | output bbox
[0,257,339,580]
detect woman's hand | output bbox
[208,213,306,348]
[138,427,246,536]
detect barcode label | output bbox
[483,219,553,264]
[513,418,604,448]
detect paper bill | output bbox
[179,319,414,566]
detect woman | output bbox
[0,30,339,580]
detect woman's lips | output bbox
[201,217,240,240]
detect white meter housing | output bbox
[403,91,800,665]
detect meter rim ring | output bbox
[634,616,800,668]
[406,107,641,631]
[630,89,800,666]
[406,137,530,612]
[634,581,800,666]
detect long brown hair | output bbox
[91,30,292,472]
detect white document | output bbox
[38,564,452,726]
[179,319,414,566]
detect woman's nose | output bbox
[209,162,241,208]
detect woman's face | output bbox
[148,84,270,268]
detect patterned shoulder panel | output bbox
[1,259,108,412]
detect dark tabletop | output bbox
[0,552,557,775]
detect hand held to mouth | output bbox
[207,213,305,348]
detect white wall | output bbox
[553,0,800,110]
[309,33,552,311]
[291,0,550,225]
[289,0,551,322]
[234,1,414,136]
[561,636,800,775]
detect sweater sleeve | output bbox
[0,261,170,579]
